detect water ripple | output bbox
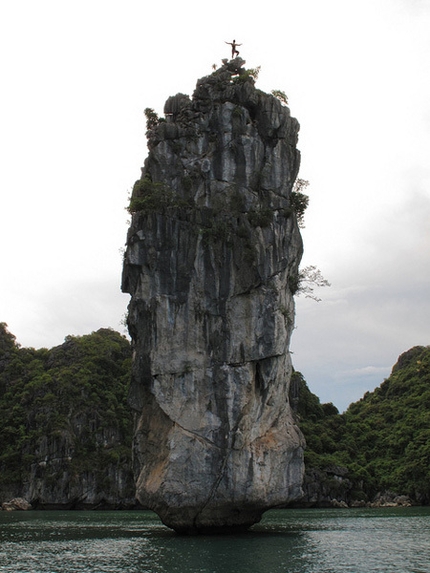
[0,508,429,573]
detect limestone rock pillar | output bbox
[122,58,305,532]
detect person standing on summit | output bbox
[225,39,241,58]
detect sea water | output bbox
[1,507,429,573]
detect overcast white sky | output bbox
[1,0,429,411]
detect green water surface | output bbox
[1,507,429,573]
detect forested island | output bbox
[1,322,428,509]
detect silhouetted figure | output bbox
[225,39,241,59]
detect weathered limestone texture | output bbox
[122,58,305,532]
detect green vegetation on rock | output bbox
[294,345,430,505]
[127,177,194,214]
[0,324,134,507]
[290,178,309,228]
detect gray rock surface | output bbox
[122,58,305,532]
[22,427,135,509]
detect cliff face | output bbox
[122,58,305,532]
[22,426,134,509]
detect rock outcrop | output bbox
[122,58,305,532]
[298,466,354,508]
[1,498,32,511]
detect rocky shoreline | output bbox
[2,490,418,512]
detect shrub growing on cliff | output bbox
[293,265,331,301]
[271,89,289,106]
[290,178,310,228]
[234,66,261,83]
[144,107,160,130]
[128,177,194,214]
